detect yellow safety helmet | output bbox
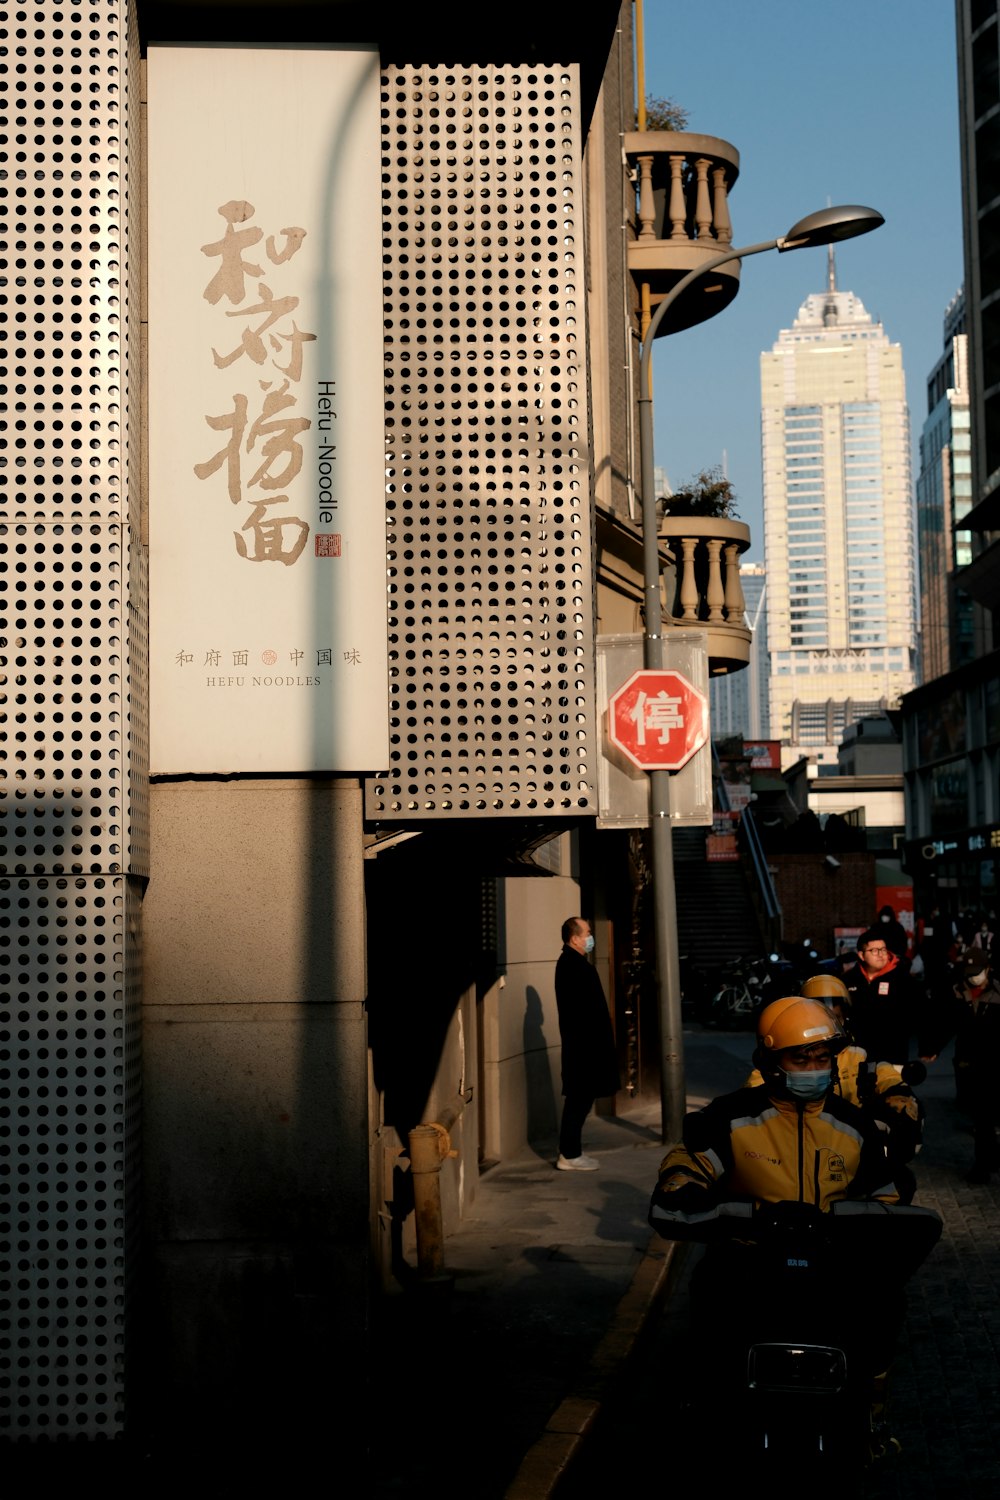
[800,974,851,1007]
[754,995,802,1042]
[756,997,846,1056]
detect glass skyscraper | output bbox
[709,562,769,738]
[761,252,917,765]
[915,292,974,682]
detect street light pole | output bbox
[638,207,884,1145]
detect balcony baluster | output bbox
[637,154,656,241]
[712,165,732,247]
[668,154,687,241]
[678,537,699,620]
[705,538,726,622]
[723,542,746,620]
[693,158,713,241]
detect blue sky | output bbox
[642,0,963,560]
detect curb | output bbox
[502,1235,683,1499]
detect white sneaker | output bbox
[557,1153,599,1171]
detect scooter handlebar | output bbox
[649,1192,942,1273]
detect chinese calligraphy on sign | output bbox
[195,199,315,565]
[629,690,684,746]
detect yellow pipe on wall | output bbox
[635,0,647,131]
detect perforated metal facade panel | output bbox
[0,874,140,1439]
[1,522,148,879]
[368,64,598,819]
[0,0,143,1440]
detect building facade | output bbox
[709,562,769,737]
[915,291,974,681]
[898,2,1000,919]
[902,650,1000,914]
[954,0,1000,644]
[0,0,758,1456]
[761,252,916,766]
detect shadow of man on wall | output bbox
[523,984,558,1151]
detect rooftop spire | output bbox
[827,243,837,293]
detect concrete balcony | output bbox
[659,517,752,673]
[624,131,741,335]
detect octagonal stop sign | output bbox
[607,668,709,772]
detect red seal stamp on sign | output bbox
[315,534,342,557]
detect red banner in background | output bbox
[707,809,740,862]
[876,885,915,954]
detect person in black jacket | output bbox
[842,928,927,1063]
[554,917,620,1171]
[924,949,1000,1184]
[875,904,910,961]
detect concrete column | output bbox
[142,775,369,1457]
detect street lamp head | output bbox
[777,204,884,253]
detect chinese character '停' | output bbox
[630,690,683,745]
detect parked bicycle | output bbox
[708,954,775,1029]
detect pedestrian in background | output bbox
[875,904,910,962]
[914,904,954,997]
[842,928,928,1064]
[554,917,620,1171]
[971,915,994,954]
[923,949,1000,1184]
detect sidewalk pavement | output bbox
[374,1031,1000,1499]
[373,1028,749,1499]
[373,1097,670,1500]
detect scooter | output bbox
[648,1195,942,1480]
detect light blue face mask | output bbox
[584,934,595,954]
[782,1068,831,1101]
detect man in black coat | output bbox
[842,927,925,1064]
[554,917,620,1171]
[875,905,910,962]
[924,949,1000,1183]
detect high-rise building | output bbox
[761,252,916,766]
[709,563,769,737]
[953,0,1000,648]
[900,2,999,919]
[915,291,974,681]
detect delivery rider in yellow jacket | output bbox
[656,997,901,1215]
[650,999,923,1451]
[743,979,924,1197]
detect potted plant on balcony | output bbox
[639,95,689,132]
[659,465,740,520]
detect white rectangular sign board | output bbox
[596,632,712,827]
[147,44,388,772]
